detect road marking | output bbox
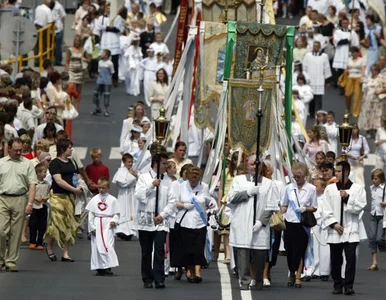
[109,147,123,160]
[218,253,233,300]
[74,147,88,160]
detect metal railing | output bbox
[8,23,55,72]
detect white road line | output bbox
[74,147,88,160]
[218,253,233,300]
[109,147,123,160]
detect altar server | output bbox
[303,41,332,118]
[140,47,158,106]
[86,177,120,276]
[227,155,279,290]
[322,161,366,295]
[124,36,143,96]
[113,154,138,241]
[134,153,176,289]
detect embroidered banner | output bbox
[194,21,227,131]
[228,79,274,155]
[233,23,287,79]
[172,0,189,76]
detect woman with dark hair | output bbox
[168,141,193,177]
[173,166,215,283]
[45,138,83,262]
[100,6,127,86]
[42,122,57,147]
[149,68,168,120]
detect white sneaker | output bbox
[263,278,271,287]
[249,279,256,287]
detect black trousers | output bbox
[268,229,282,269]
[111,54,119,83]
[29,206,48,246]
[330,242,358,290]
[138,230,167,284]
[309,94,323,118]
[284,221,308,274]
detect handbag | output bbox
[269,212,286,231]
[294,190,317,228]
[174,209,188,233]
[63,99,79,120]
[359,137,365,157]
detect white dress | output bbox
[124,45,143,96]
[118,35,132,81]
[323,122,339,154]
[112,167,138,237]
[140,56,158,106]
[86,193,120,270]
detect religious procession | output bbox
[0,0,385,299]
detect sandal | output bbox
[287,276,295,287]
[223,258,230,265]
[45,248,57,261]
[367,264,379,271]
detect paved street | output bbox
[0,12,385,300]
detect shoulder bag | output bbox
[294,190,317,228]
[269,211,286,231]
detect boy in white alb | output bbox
[86,177,120,276]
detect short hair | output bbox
[103,49,111,57]
[35,162,47,174]
[174,141,187,151]
[180,163,194,177]
[8,137,22,148]
[327,111,335,117]
[56,130,68,141]
[122,153,133,162]
[23,97,33,110]
[167,161,176,169]
[371,169,385,182]
[326,151,336,160]
[320,161,335,171]
[314,177,327,188]
[186,166,202,180]
[350,46,360,53]
[34,139,49,152]
[98,176,110,187]
[315,151,326,159]
[90,148,102,157]
[20,134,31,144]
[43,59,52,70]
[336,161,351,174]
[291,162,309,177]
[366,14,375,23]
[56,138,72,156]
[49,71,61,84]
[151,152,169,168]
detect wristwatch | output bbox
[27,203,33,206]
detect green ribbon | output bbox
[224,21,236,80]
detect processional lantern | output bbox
[338,113,353,161]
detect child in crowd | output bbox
[316,110,327,125]
[85,148,110,194]
[325,151,336,165]
[112,154,137,241]
[167,161,177,178]
[141,117,153,143]
[29,163,50,250]
[92,49,114,117]
[86,177,120,276]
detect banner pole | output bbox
[284,26,295,164]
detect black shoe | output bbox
[125,234,133,241]
[155,282,165,289]
[45,248,57,261]
[91,109,102,115]
[143,283,153,288]
[344,288,355,295]
[332,288,343,294]
[304,276,311,282]
[321,276,329,281]
[96,269,106,276]
[61,257,74,262]
[105,268,114,276]
[240,284,249,290]
[187,276,197,283]
[195,276,203,283]
[174,272,182,280]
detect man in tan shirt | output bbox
[0,138,37,272]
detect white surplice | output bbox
[333,29,359,70]
[86,193,120,270]
[293,83,313,125]
[227,175,279,250]
[112,167,138,237]
[322,182,366,244]
[303,52,332,95]
[124,45,143,96]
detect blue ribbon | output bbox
[190,192,212,262]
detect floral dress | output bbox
[358,74,385,131]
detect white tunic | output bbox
[86,193,120,270]
[112,167,137,237]
[333,30,359,69]
[228,175,279,250]
[323,122,339,154]
[134,170,175,232]
[101,16,125,56]
[124,45,143,96]
[322,182,366,244]
[303,52,332,95]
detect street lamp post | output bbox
[153,107,169,216]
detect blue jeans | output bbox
[55,31,64,65]
[368,214,386,253]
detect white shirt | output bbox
[32,122,63,146]
[149,42,170,55]
[34,4,53,27]
[281,182,318,223]
[17,107,35,130]
[370,184,386,216]
[174,181,212,229]
[299,15,310,27]
[52,1,66,33]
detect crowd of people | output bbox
[0,0,386,298]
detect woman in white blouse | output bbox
[281,163,317,288]
[172,167,215,283]
[149,68,168,120]
[346,123,370,186]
